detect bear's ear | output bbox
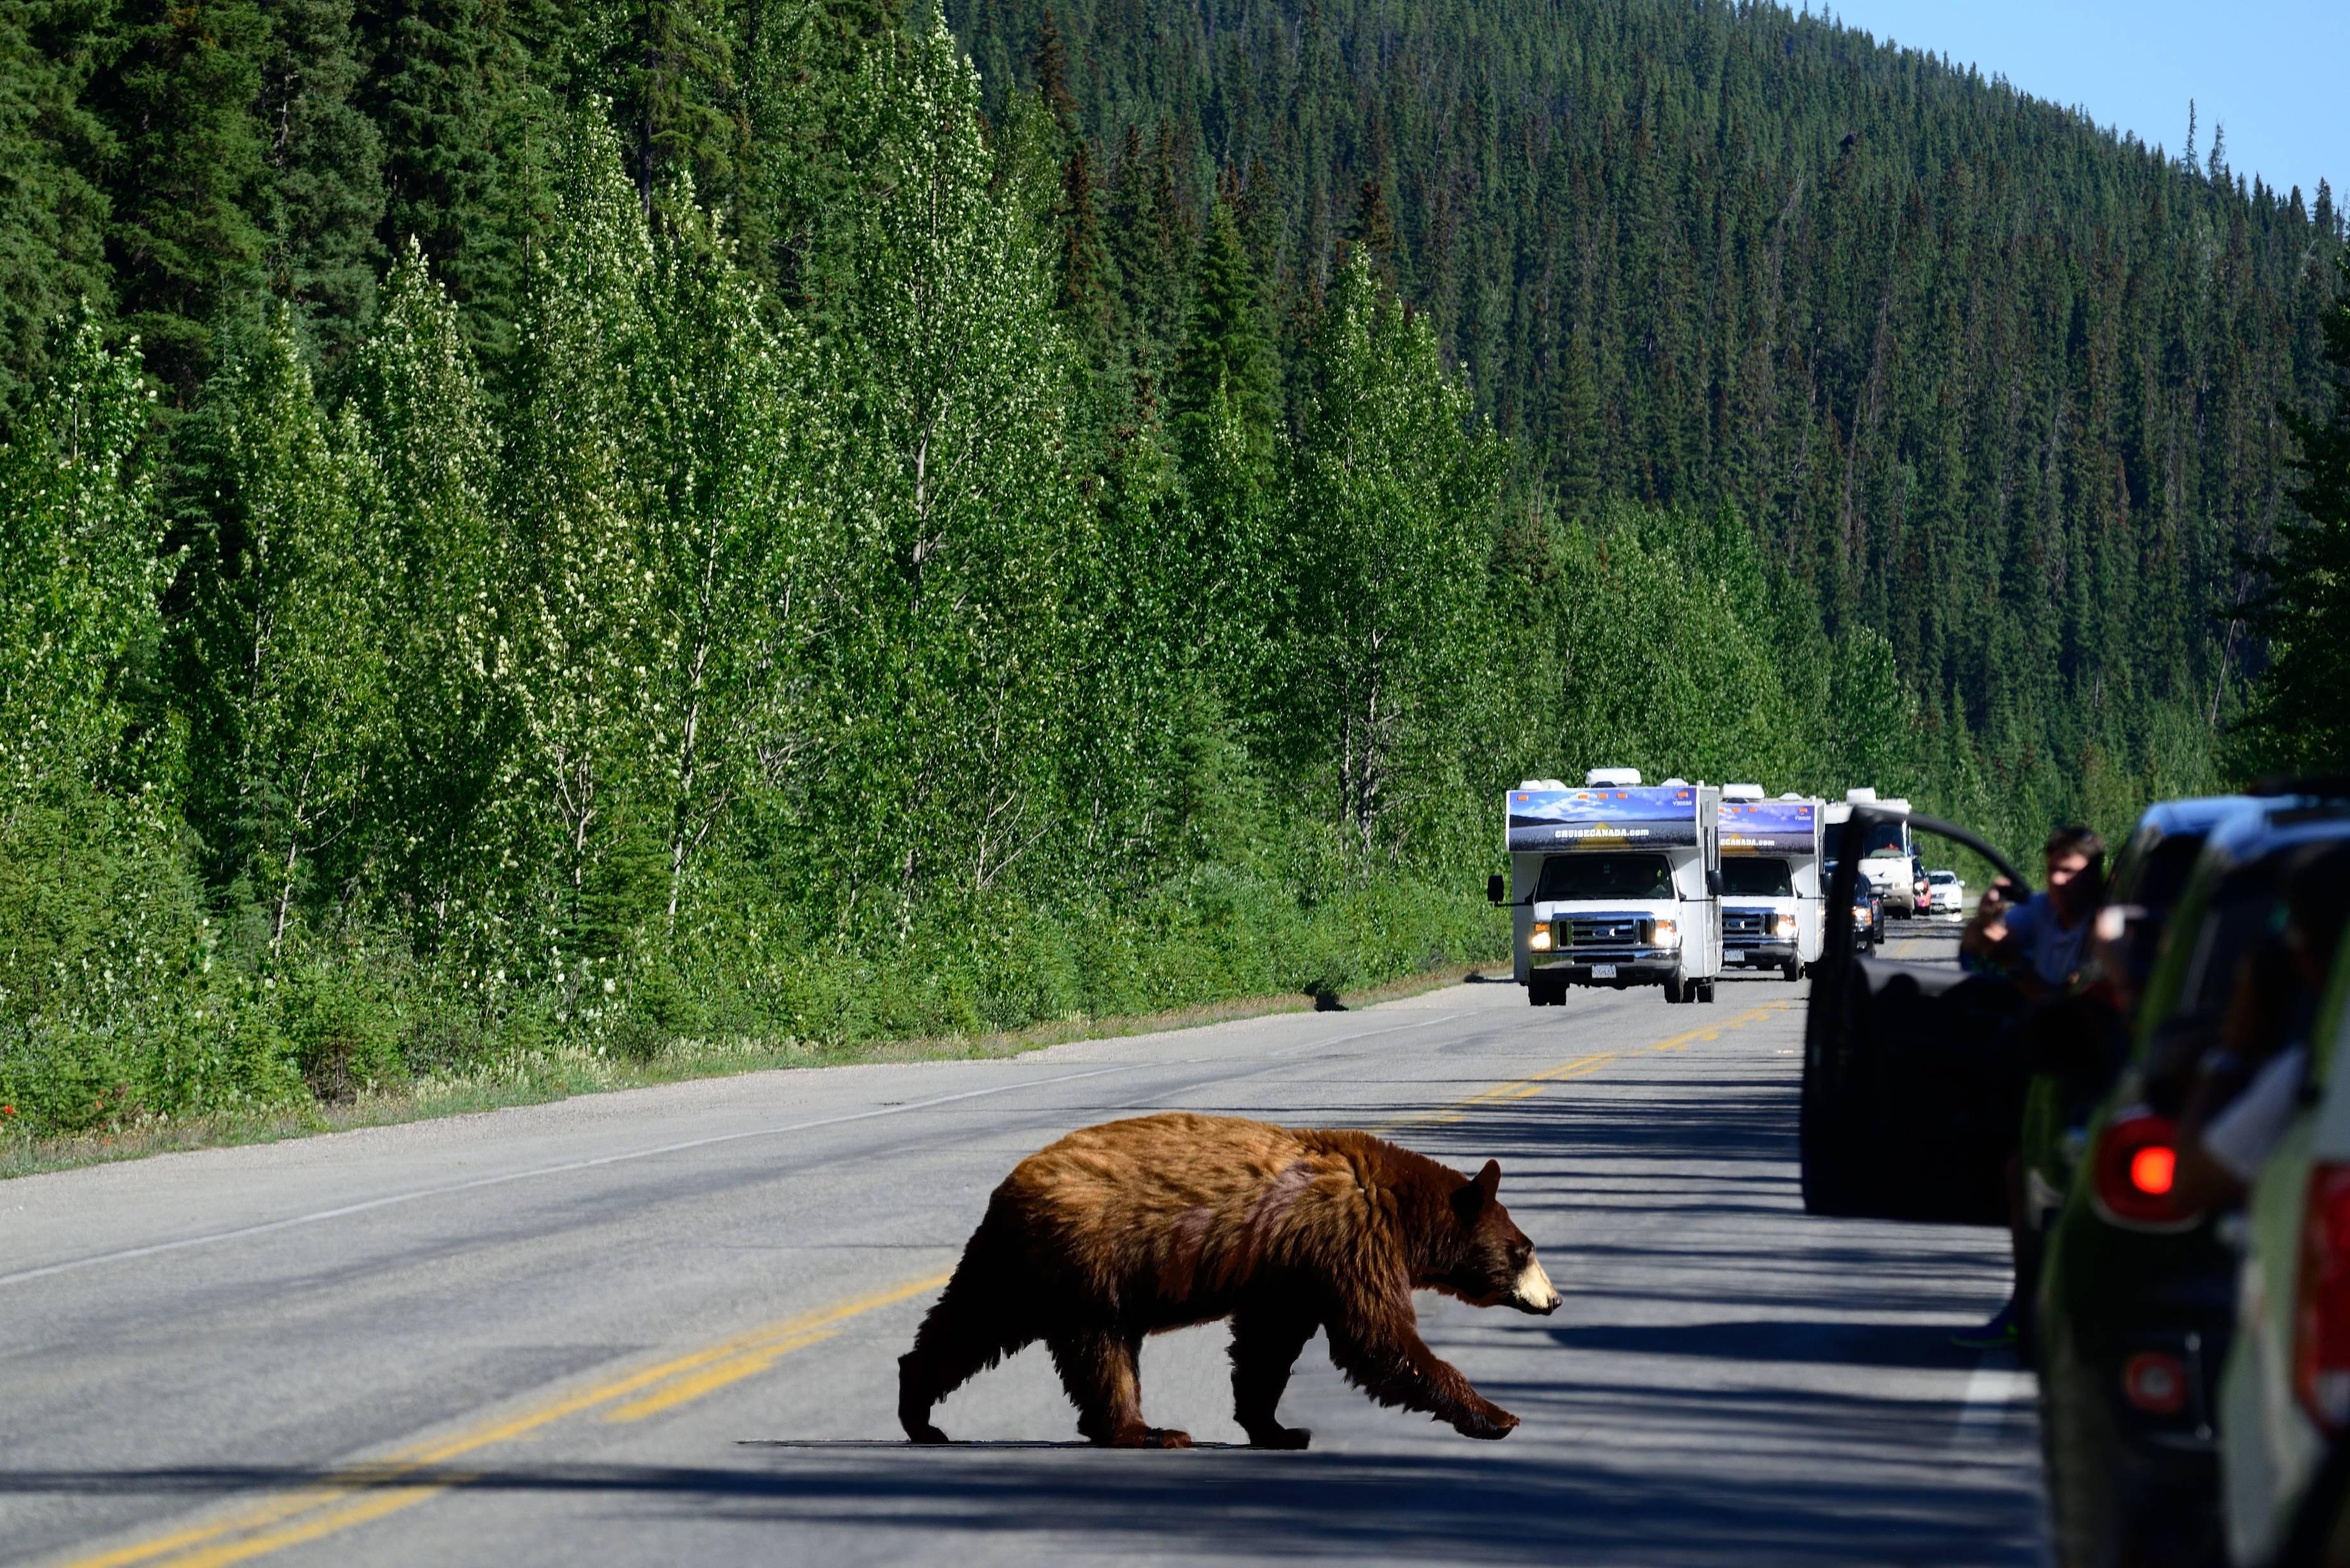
[1452,1159,1502,1222]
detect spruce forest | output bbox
[3,0,2345,1136]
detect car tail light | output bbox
[2090,1108,2197,1229]
[2122,1352,2188,1415]
[2294,1165,2350,1431]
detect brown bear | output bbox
[898,1112,1561,1449]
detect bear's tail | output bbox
[899,1196,1035,1443]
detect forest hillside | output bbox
[0,0,2342,1137]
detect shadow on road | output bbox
[0,1439,2039,1566]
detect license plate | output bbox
[1589,963,1617,978]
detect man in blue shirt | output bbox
[1962,825,2105,1001]
[1952,825,2106,1348]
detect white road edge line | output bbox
[0,1066,1142,1290]
[1950,1356,2031,1446]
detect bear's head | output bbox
[1430,1159,1560,1315]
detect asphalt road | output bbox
[3,922,2045,1567]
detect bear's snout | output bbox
[1508,1255,1562,1315]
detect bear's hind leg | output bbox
[1048,1329,1191,1449]
[1229,1304,1317,1450]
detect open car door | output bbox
[1801,806,2032,1225]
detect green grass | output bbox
[0,960,1496,1180]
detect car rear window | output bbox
[2129,833,2211,914]
[2179,878,2281,1018]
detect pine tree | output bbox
[1170,197,1276,479]
[357,0,544,370]
[256,0,385,365]
[603,0,742,217]
[0,0,113,418]
[2227,254,2350,776]
[89,0,271,402]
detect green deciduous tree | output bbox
[822,16,1083,913]
[1281,252,1503,863]
[345,241,504,940]
[178,305,386,949]
[630,202,831,930]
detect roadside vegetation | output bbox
[1,0,2340,1149]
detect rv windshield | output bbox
[1720,857,1794,897]
[1537,853,1674,901]
[1854,820,1909,859]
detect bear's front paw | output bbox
[1453,1405,1519,1440]
[1245,1424,1313,1451]
[904,1422,950,1445]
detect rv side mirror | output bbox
[1706,868,1724,896]
[1486,873,1506,906]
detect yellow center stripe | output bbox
[1381,999,1788,1129]
[59,1272,950,1568]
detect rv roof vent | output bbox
[1845,787,1879,804]
[1722,783,1765,801]
[1780,792,1807,801]
[1584,767,1642,788]
[1659,777,1691,789]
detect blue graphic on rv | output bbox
[1505,786,1701,850]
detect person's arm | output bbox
[1960,897,2011,962]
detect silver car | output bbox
[1926,868,1964,914]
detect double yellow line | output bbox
[1384,999,1789,1130]
[63,996,1794,1567]
[61,1273,949,1568]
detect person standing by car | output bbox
[1953,826,2107,1350]
[1962,826,2106,1000]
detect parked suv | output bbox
[2036,796,2350,1568]
[2012,797,2255,1362]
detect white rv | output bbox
[1823,787,1922,917]
[1716,787,1825,981]
[1494,768,1723,1006]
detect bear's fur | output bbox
[898,1112,1561,1449]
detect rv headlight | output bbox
[1773,914,1798,939]
[1529,924,1552,952]
[1649,917,1680,949]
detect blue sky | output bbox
[1812,0,2349,206]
